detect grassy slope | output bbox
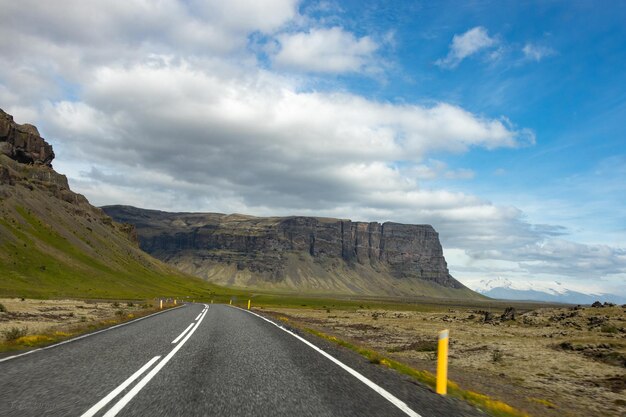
[0,157,236,300]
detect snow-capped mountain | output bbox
[472,277,626,305]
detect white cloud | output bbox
[436,26,497,68]
[1,1,623,296]
[186,0,300,37]
[41,60,527,211]
[522,43,555,62]
[272,27,378,73]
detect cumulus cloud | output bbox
[40,60,528,214]
[272,27,378,73]
[436,26,497,68]
[467,239,626,280]
[1,1,623,295]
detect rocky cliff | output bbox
[0,109,219,299]
[0,109,54,166]
[103,205,478,298]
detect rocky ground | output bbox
[0,298,154,346]
[263,303,626,417]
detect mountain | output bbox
[102,205,483,299]
[474,277,626,305]
[0,108,219,299]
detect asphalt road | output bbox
[0,304,484,416]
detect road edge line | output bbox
[233,306,422,417]
[0,304,186,364]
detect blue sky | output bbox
[1,0,624,295]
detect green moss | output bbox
[303,327,529,417]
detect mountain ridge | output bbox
[102,204,483,299]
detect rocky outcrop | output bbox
[102,205,466,290]
[0,109,104,213]
[0,109,54,166]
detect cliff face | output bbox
[103,205,471,296]
[0,109,54,166]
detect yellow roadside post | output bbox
[160,299,163,309]
[247,299,251,310]
[229,299,232,305]
[174,299,177,306]
[436,329,449,395]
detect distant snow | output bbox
[471,276,625,304]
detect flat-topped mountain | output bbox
[103,205,481,299]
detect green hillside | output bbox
[0,155,229,300]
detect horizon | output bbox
[1,0,624,297]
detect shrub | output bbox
[115,309,125,318]
[492,349,504,363]
[127,302,134,307]
[2,326,28,342]
[111,302,120,308]
[600,325,618,334]
[0,303,6,313]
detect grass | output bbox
[243,291,554,314]
[387,340,438,353]
[2,326,28,342]
[528,398,556,409]
[298,328,530,417]
[0,204,246,301]
[0,302,177,354]
[492,349,504,363]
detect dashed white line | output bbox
[101,304,209,417]
[80,355,161,417]
[194,313,202,321]
[237,307,422,417]
[171,323,195,344]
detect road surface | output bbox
[0,303,483,416]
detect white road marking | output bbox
[102,304,209,417]
[80,356,161,417]
[194,313,202,321]
[0,305,186,363]
[238,307,423,417]
[171,323,195,344]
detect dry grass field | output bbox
[0,298,166,353]
[263,304,626,417]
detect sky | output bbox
[1,0,624,296]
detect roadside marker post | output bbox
[229,299,232,305]
[436,329,449,395]
[247,299,251,310]
[160,300,163,310]
[174,299,177,306]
